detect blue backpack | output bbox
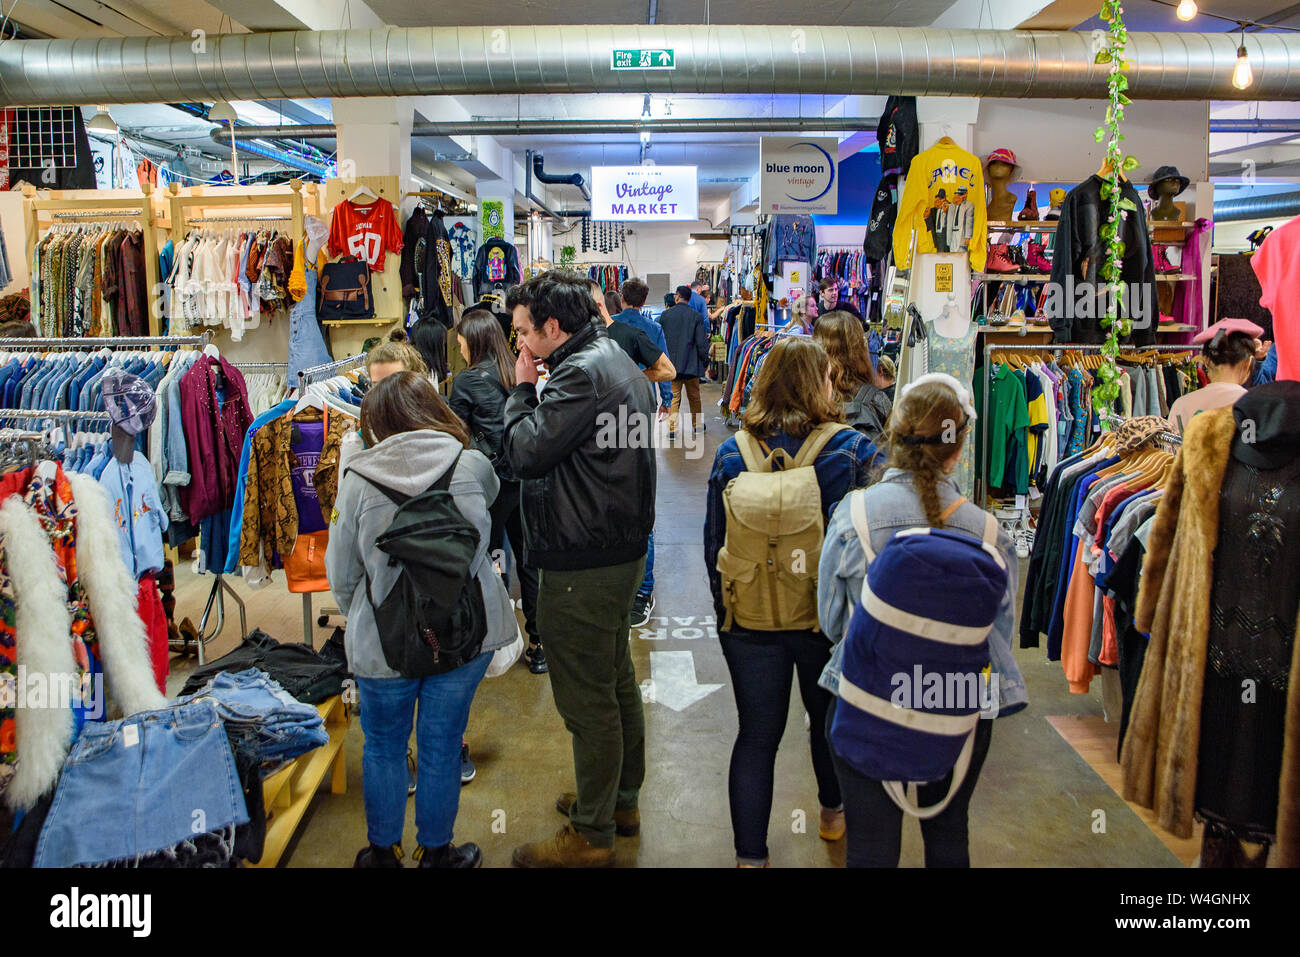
[830,490,1008,818]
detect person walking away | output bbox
[1168,318,1266,432]
[816,375,1028,867]
[326,372,517,868]
[689,281,710,322]
[614,278,673,415]
[814,311,892,445]
[448,308,547,676]
[592,281,674,627]
[504,271,657,867]
[660,285,711,440]
[704,337,877,867]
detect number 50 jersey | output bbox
[328,198,405,270]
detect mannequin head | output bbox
[986,160,1013,183]
[1155,178,1182,201]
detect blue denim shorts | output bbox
[178,669,327,765]
[35,699,249,868]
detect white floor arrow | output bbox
[646,651,724,712]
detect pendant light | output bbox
[86,106,118,133]
[1232,27,1254,91]
[1175,0,1197,21]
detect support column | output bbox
[475,176,515,246]
[331,97,412,187]
[915,97,982,152]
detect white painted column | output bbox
[330,97,412,185]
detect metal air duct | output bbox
[2,27,1298,106]
[1213,192,1300,223]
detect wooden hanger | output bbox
[936,135,957,147]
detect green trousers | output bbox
[537,557,647,848]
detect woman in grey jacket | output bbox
[326,372,516,869]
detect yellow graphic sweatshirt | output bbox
[892,140,988,272]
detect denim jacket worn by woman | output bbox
[704,426,876,629]
[816,468,1028,716]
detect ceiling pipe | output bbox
[1213,191,1300,222]
[2,27,1298,106]
[1211,119,1300,133]
[210,116,882,145]
[532,153,590,201]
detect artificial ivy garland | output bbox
[1093,0,1141,418]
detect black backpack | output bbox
[844,381,893,443]
[354,454,487,677]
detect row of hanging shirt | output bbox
[32,223,150,339]
[166,226,296,341]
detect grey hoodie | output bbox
[325,429,514,679]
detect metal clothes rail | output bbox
[297,353,366,389]
[0,409,110,421]
[977,341,1196,508]
[0,333,211,350]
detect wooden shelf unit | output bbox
[249,693,350,868]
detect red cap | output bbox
[1192,317,1264,344]
[985,148,1019,169]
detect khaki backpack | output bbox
[716,422,852,632]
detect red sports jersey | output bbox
[328,198,404,270]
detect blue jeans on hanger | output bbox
[288,268,333,381]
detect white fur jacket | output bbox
[0,472,166,811]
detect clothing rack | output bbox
[184,215,292,225]
[0,409,111,422]
[232,361,288,370]
[166,180,306,255]
[23,182,165,336]
[0,333,212,350]
[978,341,1194,507]
[297,353,366,389]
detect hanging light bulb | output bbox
[1175,0,1197,21]
[86,106,118,133]
[1232,43,1254,90]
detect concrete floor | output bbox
[168,381,1183,867]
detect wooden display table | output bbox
[250,694,350,868]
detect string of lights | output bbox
[1145,0,1300,90]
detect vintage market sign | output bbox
[760,136,839,214]
[590,165,698,221]
[612,49,675,70]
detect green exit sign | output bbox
[612,48,675,71]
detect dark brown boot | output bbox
[555,792,640,837]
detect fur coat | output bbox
[1120,407,1300,867]
[0,472,165,810]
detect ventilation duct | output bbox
[1,27,1298,106]
[532,153,590,201]
[1213,192,1300,223]
[1210,119,1300,134]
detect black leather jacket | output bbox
[503,322,657,571]
[448,359,513,482]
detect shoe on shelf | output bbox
[525,642,548,674]
[631,593,655,628]
[1025,240,1053,273]
[985,243,1019,274]
[512,824,616,868]
[460,743,476,785]
[354,843,404,868]
[1153,243,1180,274]
[1018,187,1040,221]
[555,792,641,837]
[414,842,482,868]
[407,748,417,796]
[819,806,846,842]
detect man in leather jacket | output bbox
[503,270,656,868]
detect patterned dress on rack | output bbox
[924,319,979,499]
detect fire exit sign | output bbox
[612,49,675,70]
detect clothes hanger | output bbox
[349,184,379,203]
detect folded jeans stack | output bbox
[178,668,328,770]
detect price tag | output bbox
[1015,494,1027,512]
[123,724,139,748]
[935,263,953,292]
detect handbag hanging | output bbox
[318,255,375,321]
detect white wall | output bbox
[1212,217,1290,252]
[568,219,729,292]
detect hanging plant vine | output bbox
[1092,0,1141,422]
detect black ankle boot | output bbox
[415,842,483,868]
[354,843,404,868]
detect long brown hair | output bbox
[365,328,427,376]
[360,370,471,449]
[882,380,970,528]
[741,337,842,440]
[813,311,877,400]
[457,309,516,388]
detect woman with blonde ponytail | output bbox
[816,373,1028,868]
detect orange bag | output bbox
[284,530,330,594]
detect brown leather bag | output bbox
[317,256,375,320]
[284,530,330,594]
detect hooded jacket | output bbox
[473,237,522,302]
[325,431,515,680]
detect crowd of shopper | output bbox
[326,269,1040,870]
